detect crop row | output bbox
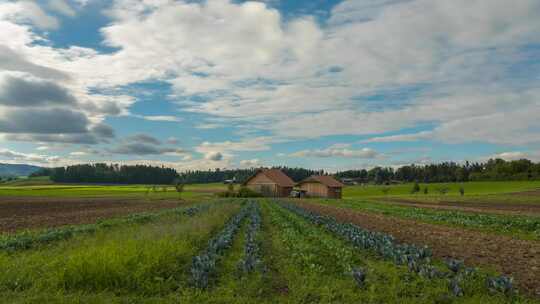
[238,201,263,274]
[343,200,540,238]
[277,201,515,296]
[0,203,213,252]
[267,201,359,275]
[191,202,252,288]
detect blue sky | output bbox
[0,0,539,171]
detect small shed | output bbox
[243,169,295,197]
[297,175,344,199]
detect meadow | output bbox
[0,180,539,302]
[342,180,540,199]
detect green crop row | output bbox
[0,202,214,252]
[325,199,540,239]
[0,202,241,298]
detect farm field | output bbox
[0,181,539,302]
[0,182,225,233]
[343,181,540,214]
[0,198,537,303]
[343,180,540,199]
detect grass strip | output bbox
[0,202,213,252]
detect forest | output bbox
[32,158,540,185]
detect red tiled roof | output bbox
[244,169,295,187]
[298,175,344,188]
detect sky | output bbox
[0,0,539,172]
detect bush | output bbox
[236,187,263,198]
[411,182,420,194]
[216,187,262,198]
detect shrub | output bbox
[216,187,262,198]
[236,187,263,198]
[411,182,420,194]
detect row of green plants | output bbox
[277,201,516,298]
[264,200,509,303]
[339,200,540,239]
[238,201,263,274]
[0,203,242,297]
[0,203,213,252]
[191,201,253,288]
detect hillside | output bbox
[0,163,43,177]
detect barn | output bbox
[297,175,344,199]
[243,169,295,197]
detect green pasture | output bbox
[343,180,540,199]
[0,183,226,199]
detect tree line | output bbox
[335,159,540,184]
[32,158,540,185]
[36,164,178,184]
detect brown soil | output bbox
[0,196,185,233]
[511,190,540,197]
[382,197,540,215]
[295,201,540,297]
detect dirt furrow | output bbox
[0,197,184,233]
[296,201,540,297]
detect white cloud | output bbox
[69,151,88,156]
[0,1,59,30]
[204,151,223,161]
[48,0,76,17]
[290,145,381,159]
[239,158,262,168]
[0,148,59,164]
[362,131,433,143]
[196,137,277,154]
[133,115,183,122]
[485,151,540,162]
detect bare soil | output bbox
[381,197,540,215]
[511,190,540,197]
[296,201,540,297]
[0,196,184,233]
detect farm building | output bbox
[243,169,295,197]
[297,175,344,199]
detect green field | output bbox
[0,199,533,303]
[0,183,226,199]
[343,180,540,199]
[0,181,539,302]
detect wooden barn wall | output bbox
[299,183,329,197]
[246,172,278,196]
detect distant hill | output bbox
[0,163,43,177]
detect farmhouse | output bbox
[297,175,344,199]
[243,169,295,197]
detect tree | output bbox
[411,182,420,194]
[174,180,185,200]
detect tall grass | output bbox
[0,203,240,296]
